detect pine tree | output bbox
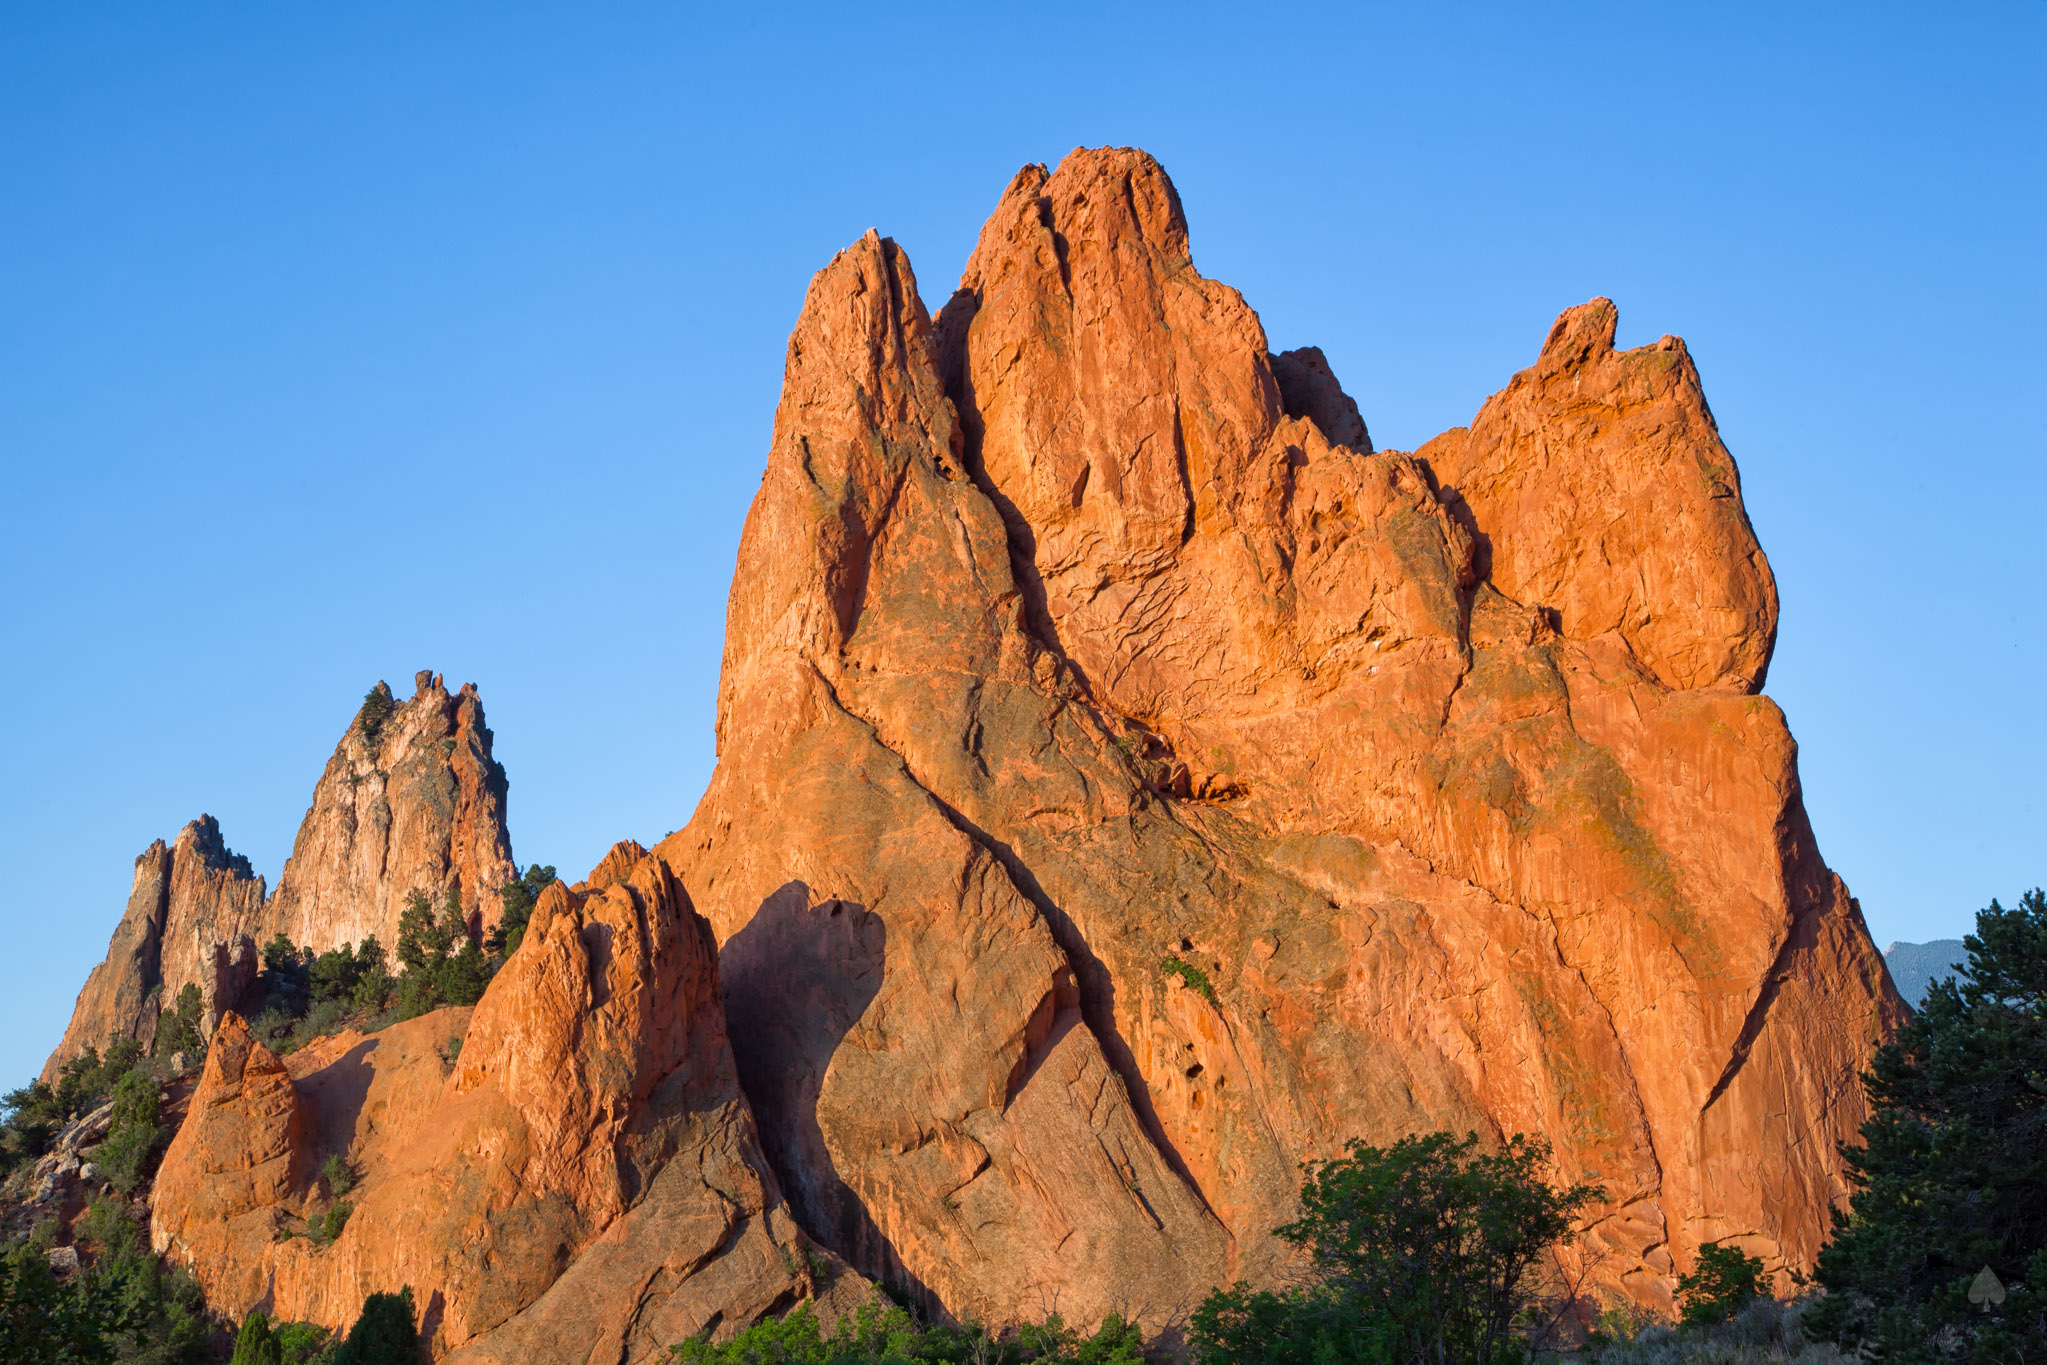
[1810,889,2047,1360]
[331,1288,417,1365]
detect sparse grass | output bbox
[1585,1297,1844,1364]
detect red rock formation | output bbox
[151,844,845,1361]
[43,816,266,1081]
[46,672,515,1082]
[259,671,516,951]
[656,146,1903,1323]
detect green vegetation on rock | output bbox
[230,1310,334,1365]
[354,684,394,746]
[149,986,204,1064]
[1160,956,1216,1002]
[484,863,557,959]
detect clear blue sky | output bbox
[3,3,2041,1086]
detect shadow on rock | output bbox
[720,882,938,1311]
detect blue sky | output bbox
[2,2,2041,1086]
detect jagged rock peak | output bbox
[657,144,1901,1323]
[46,672,518,1082]
[259,670,515,953]
[1419,296,1779,692]
[41,817,266,1082]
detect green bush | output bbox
[1189,1131,1600,1365]
[272,1319,336,1365]
[305,938,394,1015]
[1159,957,1215,1002]
[0,1079,63,1179]
[278,999,351,1055]
[356,684,395,746]
[252,934,315,1023]
[669,1291,1145,1365]
[395,888,493,1018]
[1809,888,2047,1362]
[485,864,557,960]
[1676,1242,1767,1326]
[330,1287,417,1365]
[150,984,205,1062]
[323,1154,354,1199]
[231,1311,284,1365]
[96,1069,168,1196]
[74,1196,211,1363]
[49,1040,146,1121]
[0,1240,109,1363]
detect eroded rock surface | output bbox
[152,844,839,1361]
[260,671,516,950]
[46,673,516,1083]
[43,816,266,1081]
[657,146,1902,1322]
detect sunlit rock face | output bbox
[42,816,265,1082]
[151,845,850,1361]
[94,145,1902,1358]
[259,671,517,952]
[656,145,1902,1321]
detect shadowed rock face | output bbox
[42,816,266,1082]
[152,844,848,1362]
[657,146,1903,1321]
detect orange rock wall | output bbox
[104,145,1901,1355]
[657,147,1903,1321]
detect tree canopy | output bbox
[1810,888,2047,1361]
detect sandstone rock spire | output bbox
[44,672,517,1083]
[656,145,1903,1321]
[41,816,265,1082]
[259,670,515,950]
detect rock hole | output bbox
[1184,1062,1203,1080]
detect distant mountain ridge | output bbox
[1885,938,1968,1007]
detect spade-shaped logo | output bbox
[1969,1265,2006,1311]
